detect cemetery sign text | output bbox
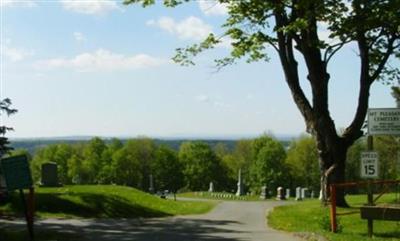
[368,108,400,135]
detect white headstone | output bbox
[276,186,285,200]
[295,187,302,201]
[208,182,214,192]
[285,189,290,199]
[260,186,267,199]
[236,168,244,196]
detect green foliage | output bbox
[318,211,342,233]
[152,145,184,192]
[82,137,107,183]
[345,139,365,183]
[375,136,400,180]
[111,140,143,187]
[26,134,400,196]
[179,141,228,191]
[285,136,319,191]
[0,98,17,157]
[220,139,253,190]
[31,144,77,184]
[392,86,400,107]
[346,136,400,183]
[249,135,287,192]
[318,211,332,231]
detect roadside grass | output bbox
[0,185,216,219]
[268,194,400,241]
[178,192,262,201]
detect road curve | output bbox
[1,200,302,241]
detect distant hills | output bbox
[9,135,295,154]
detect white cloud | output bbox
[73,32,87,42]
[35,49,167,72]
[60,0,120,15]
[147,16,231,49]
[147,16,213,41]
[2,46,34,62]
[0,0,36,7]
[198,0,228,16]
[1,39,34,62]
[195,95,210,102]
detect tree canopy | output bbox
[0,98,17,156]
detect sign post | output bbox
[0,155,34,240]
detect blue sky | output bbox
[0,0,397,139]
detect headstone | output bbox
[260,185,267,199]
[276,186,285,200]
[236,168,244,196]
[301,188,309,199]
[149,174,154,193]
[285,188,290,199]
[295,187,302,201]
[208,182,214,192]
[72,175,81,184]
[310,190,315,199]
[41,162,59,187]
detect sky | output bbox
[0,0,397,139]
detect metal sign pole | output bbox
[367,135,374,238]
[19,189,34,240]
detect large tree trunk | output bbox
[317,133,349,207]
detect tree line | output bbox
[15,134,398,195]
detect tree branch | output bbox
[369,36,396,82]
[343,16,371,144]
[323,41,349,65]
[274,7,313,127]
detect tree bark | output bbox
[316,128,349,207]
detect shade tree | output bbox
[125,0,400,206]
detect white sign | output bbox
[360,151,379,178]
[368,108,400,135]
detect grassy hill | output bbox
[0,185,215,219]
[268,194,400,241]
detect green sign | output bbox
[0,155,33,191]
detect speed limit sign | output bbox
[360,151,379,178]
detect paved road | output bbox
[0,200,302,241]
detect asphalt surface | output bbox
[0,200,302,241]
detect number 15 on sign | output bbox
[360,151,379,178]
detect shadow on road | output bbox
[1,218,248,241]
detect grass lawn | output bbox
[268,194,400,241]
[0,185,216,219]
